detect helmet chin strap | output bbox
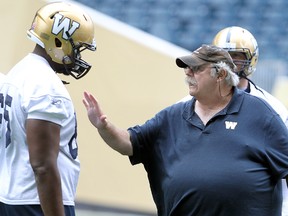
[60,62,72,85]
[62,80,70,85]
[237,70,264,95]
[236,70,246,79]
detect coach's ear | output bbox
[217,68,227,81]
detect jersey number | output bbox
[69,113,78,159]
[0,93,78,159]
[0,93,12,147]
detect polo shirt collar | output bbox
[182,88,245,120]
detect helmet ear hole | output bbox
[27,2,96,79]
[55,38,62,48]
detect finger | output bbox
[82,98,88,109]
[82,92,90,108]
[100,115,107,122]
[87,92,98,107]
[84,91,97,108]
[83,91,91,103]
[83,91,95,108]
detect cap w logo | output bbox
[52,13,80,40]
[225,121,238,130]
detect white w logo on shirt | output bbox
[225,121,238,130]
[52,13,80,40]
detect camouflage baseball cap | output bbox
[176,44,236,70]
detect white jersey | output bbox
[0,73,5,79]
[178,82,288,215]
[249,83,288,216]
[248,84,288,124]
[0,53,80,206]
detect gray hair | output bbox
[210,62,239,86]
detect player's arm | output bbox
[26,119,65,216]
[82,91,133,156]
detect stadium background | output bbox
[0,0,287,215]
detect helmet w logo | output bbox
[225,121,238,130]
[52,13,80,40]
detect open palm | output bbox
[82,91,108,129]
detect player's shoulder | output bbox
[251,85,287,108]
[250,84,288,121]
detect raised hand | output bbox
[82,91,133,155]
[82,91,108,129]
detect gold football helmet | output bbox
[27,2,96,79]
[212,26,258,77]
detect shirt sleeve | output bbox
[25,95,71,125]
[264,114,288,180]
[128,112,163,165]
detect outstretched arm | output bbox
[82,91,133,156]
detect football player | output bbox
[0,2,96,216]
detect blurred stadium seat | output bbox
[73,0,288,99]
[73,0,288,62]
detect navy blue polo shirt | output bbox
[128,88,288,216]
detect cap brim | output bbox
[176,54,206,68]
